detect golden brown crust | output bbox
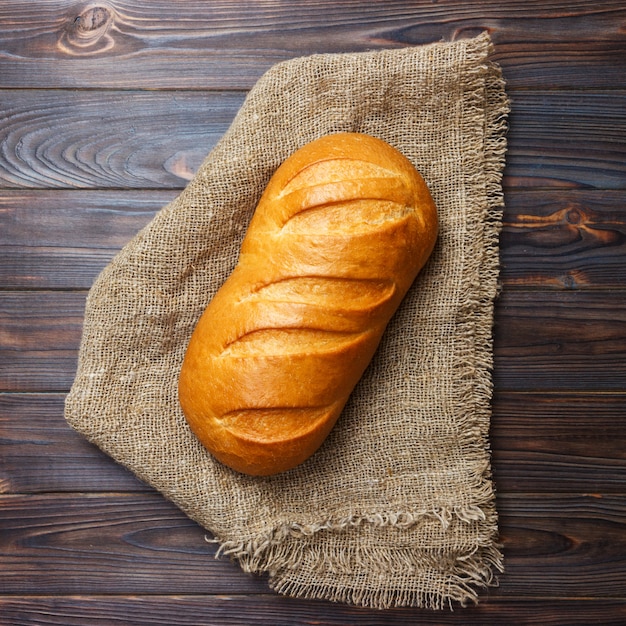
[178,133,438,475]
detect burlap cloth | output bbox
[65,32,509,610]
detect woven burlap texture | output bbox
[65,32,509,610]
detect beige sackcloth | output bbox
[65,32,509,610]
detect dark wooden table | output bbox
[1,2,625,624]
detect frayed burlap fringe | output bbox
[210,502,503,610]
[66,32,509,610]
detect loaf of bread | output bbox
[178,133,438,475]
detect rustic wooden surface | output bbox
[1,1,625,624]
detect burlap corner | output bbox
[65,32,509,610]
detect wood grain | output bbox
[0,492,624,597]
[503,91,626,189]
[1,596,626,626]
[0,1,624,89]
[497,493,626,596]
[491,392,626,493]
[501,190,626,290]
[0,393,146,494]
[0,190,174,249]
[0,492,267,596]
[493,290,626,391]
[1,90,624,190]
[0,190,174,289]
[0,90,244,189]
[0,291,84,391]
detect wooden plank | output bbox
[0,492,624,597]
[0,291,85,391]
[0,1,624,89]
[0,350,78,393]
[0,492,270,595]
[0,246,118,291]
[491,392,626,493]
[1,596,625,626]
[1,90,625,191]
[0,190,174,289]
[493,290,626,392]
[503,91,626,189]
[0,292,85,352]
[500,190,626,290]
[2,188,625,290]
[0,90,245,189]
[496,493,626,596]
[0,393,147,494]
[2,289,625,392]
[0,190,175,249]
[2,391,625,495]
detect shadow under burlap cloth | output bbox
[65,32,509,610]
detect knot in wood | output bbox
[565,207,584,225]
[74,5,111,33]
[60,3,115,55]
